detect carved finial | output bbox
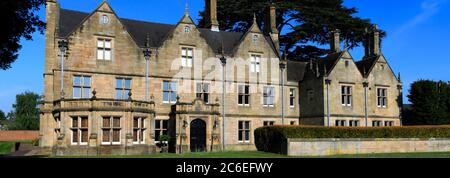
[128,91,132,100]
[91,89,97,99]
[185,0,189,16]
[150,94,154,100]
[398,72,401,82]
[176,95,181,102]
[215,97,220,104]
[253,13,257,24]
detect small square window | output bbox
[101,15,109,24]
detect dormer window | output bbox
[101,15,109,24]
[184,26,191,33]
[252,34,258,43]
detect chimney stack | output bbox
[330,29,341,53]
[205,0,220,32]
[265,3,280,51]
[371,25,380,56]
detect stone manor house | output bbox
[39,0,403,155]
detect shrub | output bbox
[254,126,450,154]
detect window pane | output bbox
[155,131,160,141]
[103,117,110,128]
[113,117,120,127]
[104,50,111,60]
[113,129,120,142]
[116,79,122,88]
[170,92,177,103]
[163,120,168,129]
[155,120,161,130]
[245,122,250,129]
[238,95,243,104]
[238,121,243,130]
[73,87,81,98]
[102,129,110,142]
[104,40,111,48]
[163,81,169,91]
[81,117,88,128]
[197,83,202,93]
[238,131,243,141]
[124,90,130,99]
[73,76,81,86]
[245,131,250,141]
[163,92,169,102]
[72,129,78,143]
[83,77,91,87]
[141,119,145,128]
[116,90,123,100]
[72,117,78,128]
[133,118,139,128]
[203,84,209,92]
[244,95,249,105]
[97,40,104,47]
[83,88,90,98]
[81,130,88,143]
[171,82,177,91]
[182,49,187,56]
[125,79,131,89]
[97,50,104,59]
[133,130,138,142]
[187,49,193,56]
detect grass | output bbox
[0,142,14,155]
[52,151,450,158]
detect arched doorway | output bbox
[190,119,206,152]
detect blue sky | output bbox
[0,0,449,113]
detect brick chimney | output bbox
[330,29,341,53]
[265,3,279,51]
[205,0,220,32]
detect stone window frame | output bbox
[162,81,177,104]
[289,88,296,108]
[349,120,360,127]
[377,88,388,108]
[181,46,194,68]
[237,84,250,107]
[238,120,251,144]
[250,54,261,73]
[263,86,275,107]
[100,14,110,24]
[115,78,132,100]
[372,120,383,127]
[70,116,89,146]
[154,119,168,143]
[97,38,112,61]
[335,120,347,127]
[252,34,259,44]
[73,75,92,99]
[384,121,394,127]
[341,85,353,107]
[101,116,122,145]
[196,82,210,104]
[133,117,146,145]
[263,121,275,126]
[184,25,191,33]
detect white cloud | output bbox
[394,0,446,35]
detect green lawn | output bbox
[53,151,450,158]
[0,142,14,155]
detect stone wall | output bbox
[286,138,450,156]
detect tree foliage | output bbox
[404,80,450,125]
[0,110,5,121]
[198,0,385,61]
[9,92,41,130]
[0,0,46,70]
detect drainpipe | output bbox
[58,40,68,98]
[325,79,332,126]
[220,55,227,151]
[363,82,369,127]
[280,60,286,125]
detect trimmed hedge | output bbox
[254,126,450,154]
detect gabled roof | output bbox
[57,8,277,56]
[355,55,378,77]
[287,60,307,82]
[317,51,345,76]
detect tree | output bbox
[404,80,450,125]
[0,110,5,121]
[198,0,385,61]
[0,0,46,70]
[9,92,41,130]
